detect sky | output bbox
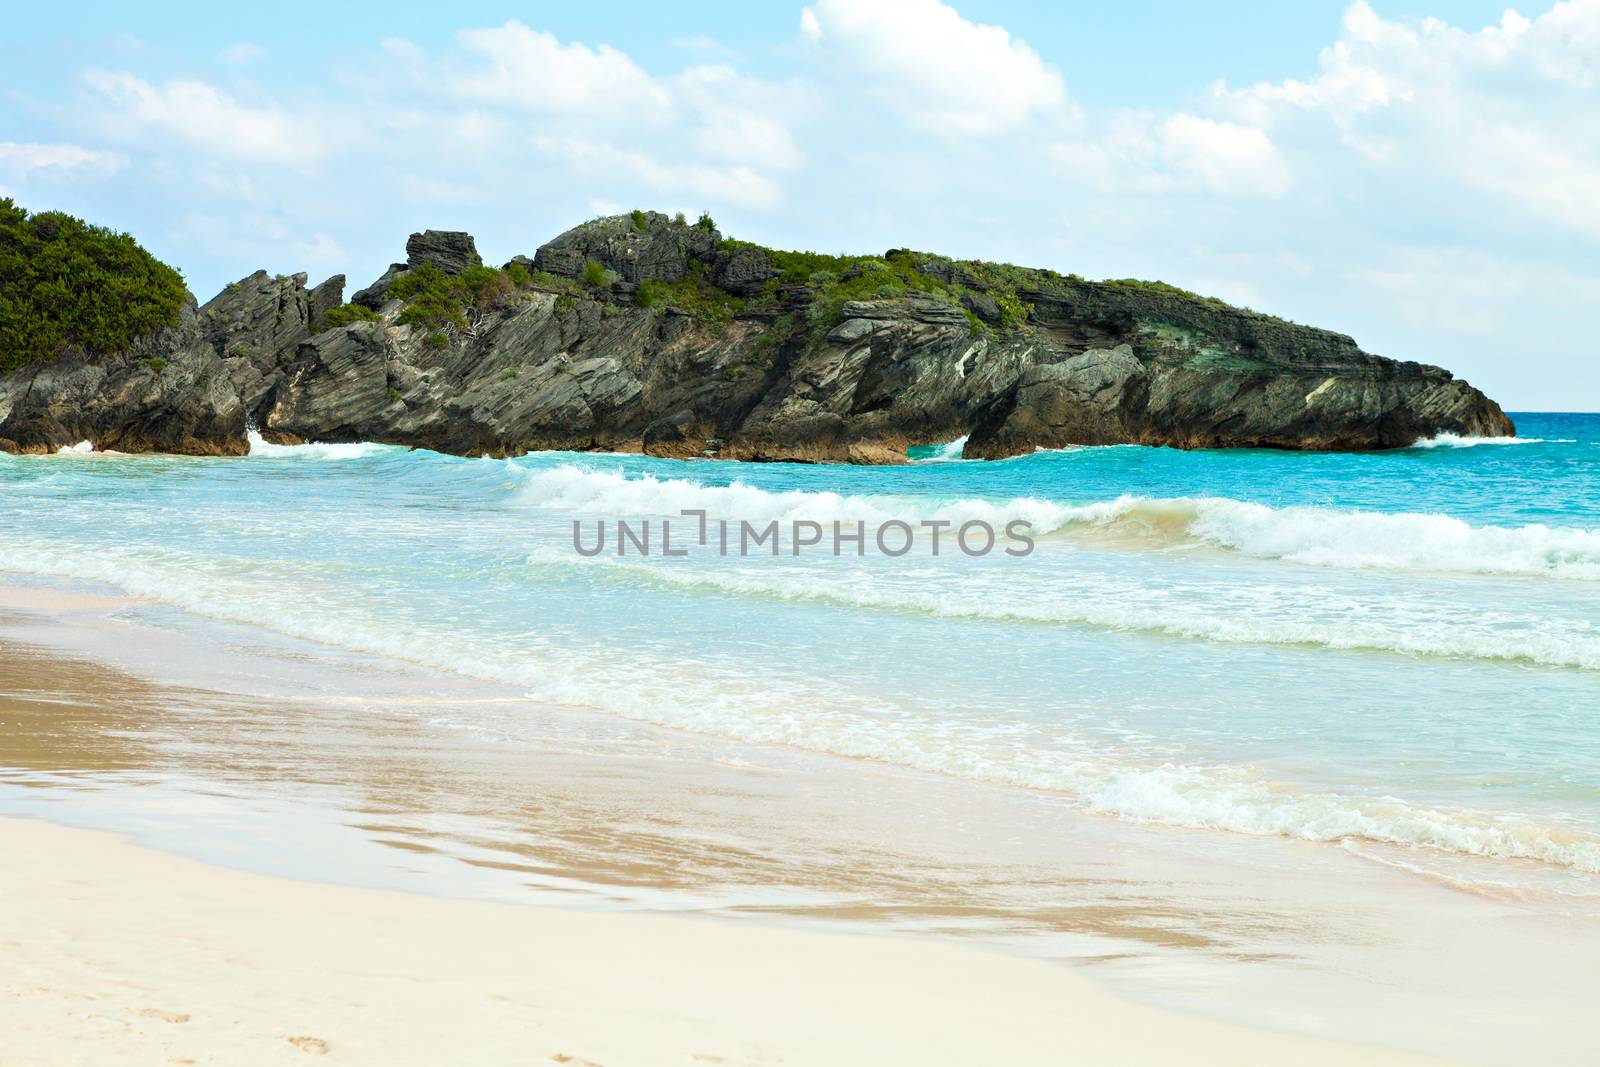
[2,0,1596,410]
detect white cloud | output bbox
[1052,113,1290,198]
[450,20,670,116]
[1210,0,1600,234]
[0,141,126,175]
[1156,114,1291,197]
[546,137,783,210]
[675,66,803,171]
[83,70,327,167]
[798,0,1069,134]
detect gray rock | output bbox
[961,291,1000,324]
[201,271,318,373]
[351,264,409,309]
[0,302,247,456]
[0,220,1516,462]
[308,274,346,327]
[710,245,778,296]
[534,212,720,283]
[405,230,482,275]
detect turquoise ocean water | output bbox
[3,413,1598,890]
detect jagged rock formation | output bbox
[0,297,247,455]
[0,216,1513,460]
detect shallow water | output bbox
[1,414,1598,891]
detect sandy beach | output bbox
[0,814,1457,1067]
[0,579,1593,1065]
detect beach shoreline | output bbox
[0,574,1593,1064]
[0,814,1457,1067]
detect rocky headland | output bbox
[0,206,1514,461]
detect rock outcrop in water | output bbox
[0,211,1513,460]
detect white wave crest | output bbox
[1070,762,1600,873]
[512,464,1087,533]
[56,441,95,455]
[247,431,387,461]
[535,548,1600,670]
[914,434,969,462]
[1178,497,1600,580]
[1409,433,1562,449]
[5,538,1599,875]
[513,465,1600,581]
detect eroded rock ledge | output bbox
[0,212,1513,460]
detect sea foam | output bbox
[512,465,1600,580]
[247,431,387,461]
[1409,433,1564,448]
[5,536,1598,876]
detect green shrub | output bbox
[1102,277,1228,307]
[526,268,579,294]
[389,261,521,328]
[386,385,403,402]
[0,198,189,373]
[506,262,533,289]
[144,356,167,375]
[425,331,448,349]
[321,303,380,329]
[695,211,716,232]
[632,262,743,325]
[630,209,648,233]
[580,260,608,287]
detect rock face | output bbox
[0,300,247,455]
[534,211,719,283]
[0,213,1514,460]
[405,230,481,275]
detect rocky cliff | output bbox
[0,211,1513,460]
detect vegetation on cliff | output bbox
[532,212,1241,346]
[0,198,188,373]
[385,262,533,329]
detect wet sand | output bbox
[0,816,1459,1067]
[0,578,1595,1063]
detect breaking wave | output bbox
[511,465,1600,580]
[535,548,1600,670]
[2,538,1598,875]
[910,435,970,462]
[247,431,389,461]
[1409,433,1565,449]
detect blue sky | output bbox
[3,0,1596,409]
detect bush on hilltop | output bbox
[0,198,188,373]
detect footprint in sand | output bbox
[134,1008,191,1023]
[285,1036,330,1056]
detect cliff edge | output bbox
[0,208,1513,461]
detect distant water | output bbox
[3,414,1598,888]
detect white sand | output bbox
[0,817,1454,1066]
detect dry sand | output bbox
[0,816,1455,1067]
